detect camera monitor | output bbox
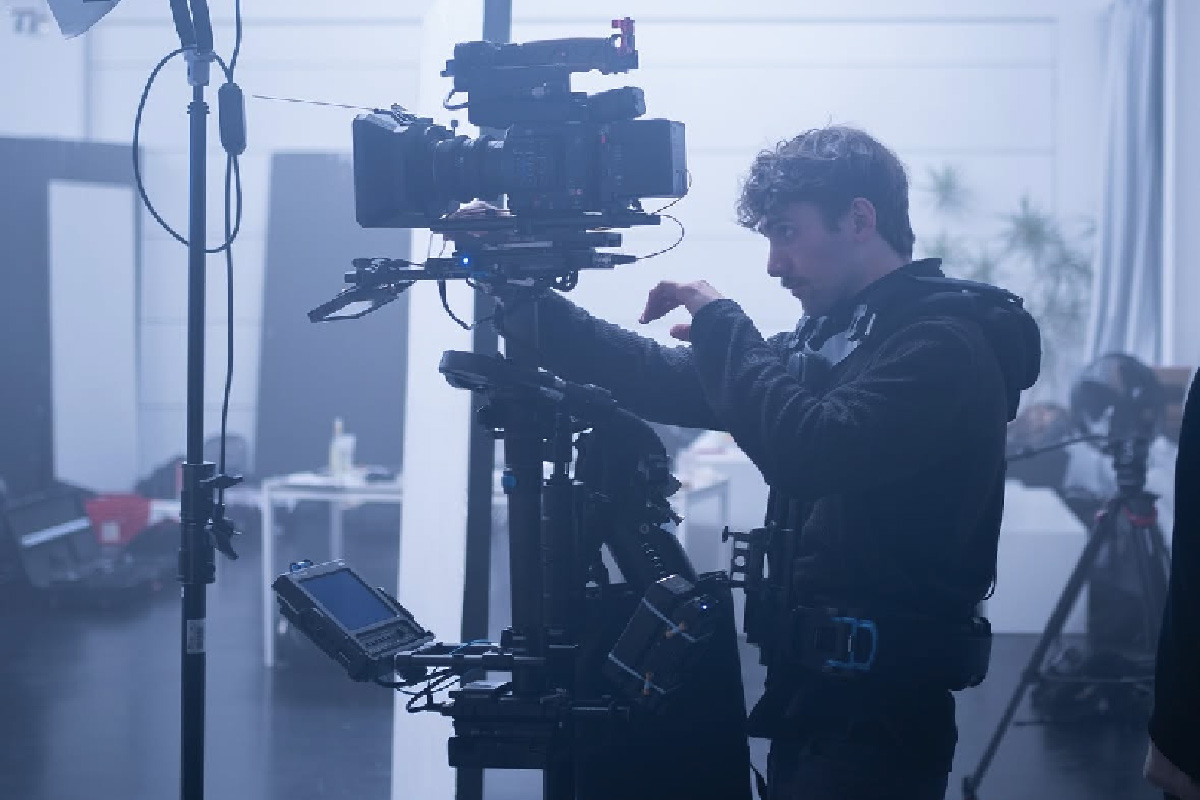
[273,560,432,680]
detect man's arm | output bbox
[502,290,724,430]
[687,299,997,500]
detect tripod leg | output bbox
[1147,520,1173,605]
[1130,520,1166,650]
[962,506,1116,799]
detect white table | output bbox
[260,471,404,667]
[672,465,733,574]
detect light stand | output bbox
[166,4,242,800]
[49,0,243,796]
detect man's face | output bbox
[761,201,860,318]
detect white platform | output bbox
[989,480,1089,635]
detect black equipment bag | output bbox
[573,572,752,800]
[1,486,169,593]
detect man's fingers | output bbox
[444,201,513,240]
[640,281,682,324]
[669,323,692,341]
[1146,744,1200,800]
[454,200,500,216]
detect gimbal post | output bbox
[498,300,547,698]
[455,292,579,799]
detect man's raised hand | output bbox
[638,280,725,341]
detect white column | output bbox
[391,3,484,800]
[1164,0,1200,368]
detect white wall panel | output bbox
[506,3,1104,366]
[48,180,139,491]
[138,320,259,409]
[100,0,431,24]
[580,65,1056,153]
[137,406,256,477]
[79,8,423,472]
[140,235,267,325]
[610,151,1059,240]
[389,1,479,798]
[131,153,269,246]
[509,0,1103,21]
[518,19,1057,66]
[92,64,419,151]
[0,10,86,138]
[906,153,1059,233]
[91,20,426,66]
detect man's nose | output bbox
[766,246,788,278]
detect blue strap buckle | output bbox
[823,616,878,673]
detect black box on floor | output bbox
[1,486,170,594]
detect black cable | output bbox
[439,280,474,330]
[132,48,186,245]
[431,234,479,331]
[377,666,452,692]
[128,0,247,500]
[649,169,692,215]
[215,0,245,501]
[1005,433,1108,463]
[229,0,243,73]
[217,153,237,500]
[404,670,462,712]
[132,51,243,253]
[635,213,685,261]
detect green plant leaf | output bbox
[922,164,971,215]
[999,196,1060,266]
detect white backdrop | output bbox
[507,0,1107,348]
[48,180,139,491]
[390,4,481,799]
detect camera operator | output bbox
[456,125,1039,800]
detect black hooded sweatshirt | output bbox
[518,258,1039,772]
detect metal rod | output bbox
[179,79,215,800]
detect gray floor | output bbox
[0,505,1162,800]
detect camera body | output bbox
[351,18,687,228]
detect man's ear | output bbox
[848,197,877,239]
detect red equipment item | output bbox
[85,494,152,548]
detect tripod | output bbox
[962,436,1172,799]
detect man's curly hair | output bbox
[736,125,915,259]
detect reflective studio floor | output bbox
[0,505,1161,800]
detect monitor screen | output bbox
[301,569,395,631]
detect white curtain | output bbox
[1085,0,1164,364]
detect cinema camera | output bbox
[286,20,753,800]
[308,17,688,324]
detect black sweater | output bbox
[522,263,1031,769]
[1150,369,1200,782]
